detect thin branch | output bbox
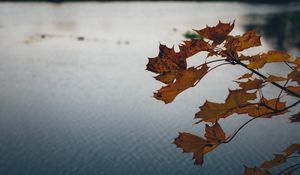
[287,156,300,160]
[224,99,300,144]
[194,62,230,87]
[235,60,300,98]
[276,80,289,110]
[284,61,295,70]
[278,164,300,175]
[195,59,226,69]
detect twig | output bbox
[224,99,300,144]
[235,60,300,98]
[278,164,300,175]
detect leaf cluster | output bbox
[146,21,300,173]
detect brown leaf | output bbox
[260,154,286,169]
[289,112,300,122]
[205,122,226,145]
[225,30,261,52]
[236,78,265,91]
[266,75,287,82]
[173,132,207,165]
[244,167,272,175]
[154,65,209,104]
[237,98,288,118]
[288,69,300,84]
[195,89,257,123]
[284,144,300,156]
[246,51,291,69]
[287,86,300,96]
[237,73,253,80]
[195,21,235,45]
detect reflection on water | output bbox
[244,11,300,52]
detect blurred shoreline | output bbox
[0,0,299,4]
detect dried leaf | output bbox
[287,86,300,96]
[244,167,272,175]
[195,89,256,123]
[236,78,265,90]
[205,122,226,145]
[195,21,235,45]
[237,98,288,118]
[173,132,206,165]
[246,51,291,69]
[154,65,209,104]
[225,30,261,52]
[284,144,300,156]
[288,69,300,84]
[266,75,287,82]
[238,73,253,80]
[260,154,286,169]
[174,122,226,165]
[289,112,300,122]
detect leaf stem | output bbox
[277,164,300,175]
[235,60,300,98]
[224,99,300,144]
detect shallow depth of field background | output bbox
[0,1,300,175]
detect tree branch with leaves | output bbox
[146,21,300,174]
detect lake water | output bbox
[0,2,300,175]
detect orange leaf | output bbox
[173,132,207,165]
[195,21,235,45]
[260,154,286,169]
[237,73,253,80]
[236,78,265,90]
[195,89,257,123]
[237,98,287,118]
[154,65,209,104]
[225,30,261,52]
[266,74,287,82]
[246,51,291,69]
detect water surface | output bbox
[0,2,300,175]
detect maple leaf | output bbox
[260,154,286,169]
[154,65,209,104]
[266,75,287,82]
[238,73,253,80]
[195,21,235,45]
[288,69,300,84]
[237,98,288,118]
[236,78,265,91]
[244,51,291,69]
[205,122,226,145]
[195,89,256,123]
[244,167,272,175]
[289,112,300,122]
[174,122,226,165]
[225,29,261,52]
[173,132,207,165]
